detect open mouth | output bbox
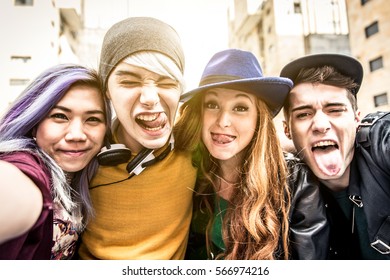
[311,140,341,176]
[211,132,236,144]
[136,112,167,131]
[312,140,339,152]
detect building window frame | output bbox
[369,56,384,72]
[9,78,30,86]
[374,93,388,107]
[14,0,34,6]
[365,21,379,38]
[11,55,31,63]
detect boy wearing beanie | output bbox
[78,17,196,259]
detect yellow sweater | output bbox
[78,149,196,259]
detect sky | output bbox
[83,0,231,90]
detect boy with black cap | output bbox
[281,53,390,259]
[78,17,196,259]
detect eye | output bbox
[328,108,346,114]
[295,112,311,119]
[50,113,68,120]
[204,101,219,109]
[120,80,142,87]
[86,116,104,124]
[233,105,249,112]
[158,80,179,89]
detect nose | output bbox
[312,111,331,134]
[217,110,231,128]
[140,83,160,108]
[65,120,87,142]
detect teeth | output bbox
[314,140,336,147]
[137,113,159,121]
[145,126,163,131]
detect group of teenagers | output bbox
[1,17,389,260]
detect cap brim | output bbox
[280,53,363,94]
[180,77,293,117]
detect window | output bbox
[15,0,33,6]
[365,21,379,38]
[374,93,388,107]
[11,55,31,63]
[369,56,383,72]
[361,0,370,5]
[294,2,302,13]
[10,78,30,86]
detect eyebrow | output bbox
[114,70,169,82]
[291,102,347,112]
[114,70,142,79]
[53,105,105,115]
[206,91,254,103]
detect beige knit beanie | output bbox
[99,17,185,90]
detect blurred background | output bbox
[1,0,389,141]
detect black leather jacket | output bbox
[319,112,390,259]
[285,154,329,259]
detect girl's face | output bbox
[35,85,106,173]
[201,88,258,162]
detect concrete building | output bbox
[227,0,351,143]
[346,0,390,115]
[228,0,350,76]
[0,0,83,114]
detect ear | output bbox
[283,120,291,140]
[354,109,362,131]
[355,109,362,123]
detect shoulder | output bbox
[358,111,390,143]
[284,152,309,174]
[284,152,319,193]
[0,151,51,193]
[356,111,390,163]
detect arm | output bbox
[286,155,330,260]
[0,160,43,244]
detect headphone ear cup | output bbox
[97,144,132,166]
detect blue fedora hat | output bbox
[280,53,363,95]
[180,49,293,117]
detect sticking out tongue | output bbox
[136,113,167,129]
[312,146,342,176]
[211,133,235,144]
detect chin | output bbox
[144,138,170,150]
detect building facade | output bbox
[227,0,351,143]
[0,0,82,113]
[346,0,390,114]
[228,0,390,118]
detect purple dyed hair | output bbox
[0,63,112,224]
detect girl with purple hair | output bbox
[0,64,111,259]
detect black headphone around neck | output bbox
[96,136,174,176]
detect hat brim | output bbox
[180,77,293,117]
[280,53,363,94]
